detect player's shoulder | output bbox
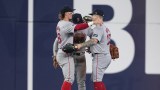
[58,20,73,24]
[58,20,74,27]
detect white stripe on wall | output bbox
[145,0,160,74]
[27,0,34,90]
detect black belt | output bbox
[92,53,104,57]
[73,52,85,56]
[93,53,98,54]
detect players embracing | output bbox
[52,6,100,90]
[53,6,119,90]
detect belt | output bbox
[92,53,98,56]
[93,53,98,54]
[92,53,99,55]
[58,48,62,49]
[92,53,106,57]
[73,52,85,56]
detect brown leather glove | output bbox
[73,32,86,43]
[83,16,92,22]
[110,44,119,59]
[53,56,59,69]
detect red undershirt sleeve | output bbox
[74,23,89,30]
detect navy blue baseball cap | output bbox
[72,13,83,24]
[89,9,104,17]
[60,6,75,14]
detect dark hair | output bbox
[61,13,65,19]
[89,9,104,17]
[60,6,75,19]
[72,13,83,24]
[58,12,62,20]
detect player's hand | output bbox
[53,56,59,69]
[75,44,82,50]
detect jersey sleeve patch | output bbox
[92,34,98,37]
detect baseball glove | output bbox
[53,56,59,69]
[110,44,119,59]
[83,16,92,22]
[62,43,76,53]
[74,32,86,43]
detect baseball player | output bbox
[54,6,97,90]
[72,13,93,90]
[75,9,112,90]
[53,13,93,90]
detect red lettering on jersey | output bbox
[56,26,62,44]
[106,28,111,45]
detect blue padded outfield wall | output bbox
[0,0,160,90]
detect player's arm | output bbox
[65,22,94,34]
[65,19,99,33]
[52,38,59,69]
[63,21,96,33]
[74,22,94,30]
[76,38,98,49]
[53,38,58,57]
[76,28,102,49]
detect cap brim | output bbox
[67,9,75,12]
[71,9,76,12]
[89,13,94,15]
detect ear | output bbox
[65,12,68,16]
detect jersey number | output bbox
[106,29,111,45]
[56,27,62,44]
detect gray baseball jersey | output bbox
[56,20,75,50]
[90,24,111,54]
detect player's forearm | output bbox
[80,38,98,49]
[74,22,94,31]
[53,38,58,56]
